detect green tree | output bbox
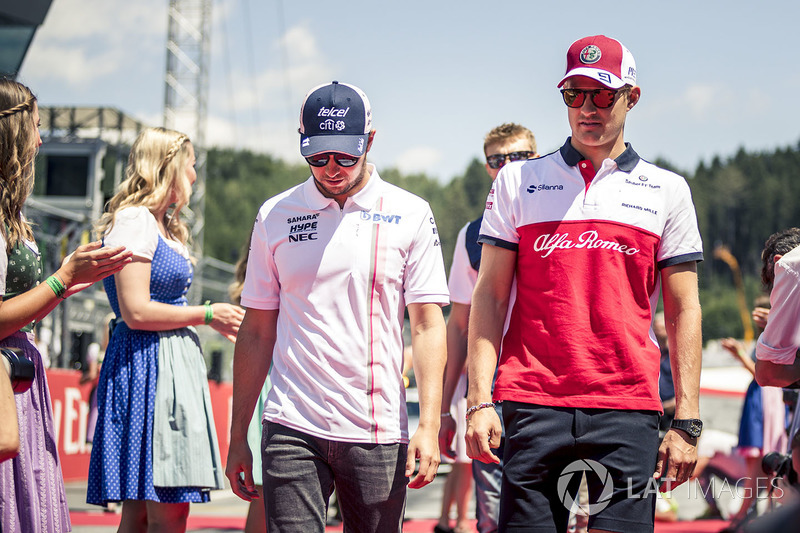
[204,149,308,263]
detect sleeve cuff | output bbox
[756,337,798,364]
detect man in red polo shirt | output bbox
[465,35,704,533]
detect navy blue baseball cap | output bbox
[299,81,373,157]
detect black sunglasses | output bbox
[305,152,360,168]
[560,88,627,109]
[485,151,535,170]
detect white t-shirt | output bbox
[757,245,800,365]
[103,206,189,259]
[242,166,449,444]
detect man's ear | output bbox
[366,129,376,152]
[627,86,641,111]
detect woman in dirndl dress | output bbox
[87,127,244,531]
[0,77,131,533]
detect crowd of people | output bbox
[1,33,799,533]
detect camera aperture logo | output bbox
[557,459,613,517]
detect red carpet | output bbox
[71,511,729,531]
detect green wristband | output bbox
[45,275,67,299]
[203,301,213,325]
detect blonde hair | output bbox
[96,127,193,243]
[0,78,37,252]
[483,123,537,155]
[227,242,250,305]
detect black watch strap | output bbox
[670,418,703,438]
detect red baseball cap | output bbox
[557,35,637,89]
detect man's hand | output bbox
[225,440,259,501]
[438,413,456,460]
[654,428,698,491]
[752,306,770,330]
[465,406,501,464]
[406,425,440,488]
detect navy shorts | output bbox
[500,401,660,533]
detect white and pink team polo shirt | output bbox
[241,165,449,444]
[480,140,703,413]
[757,245,800,365]
[448,223,478,305]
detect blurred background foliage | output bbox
[203,140,800,344]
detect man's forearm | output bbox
[756,358,800,388]
[410,304,447,430]
[466,290,506,406]
[668,306,702,419]
[441,303,469,410]
[230,310,276,440]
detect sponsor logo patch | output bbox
[360,210,402,224]
[580,45,602,64]
[532,231,640,258]
[317,106,350,118]
[526,183,564,194]
[287,213,320,243]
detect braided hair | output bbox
[0,78,38,253]
[95,127,193,244]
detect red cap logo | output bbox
[579,45,601,65]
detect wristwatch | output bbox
[670,418,703,438]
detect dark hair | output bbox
[761,227,800,290]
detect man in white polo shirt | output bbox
[465,36,704,533]
[756,227,800,388]
[225,81,449,532]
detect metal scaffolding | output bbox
[164,0,212,303]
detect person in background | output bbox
[466,35,704,533]
[755,227,800,389]
[82,311,115,446]
[653,312,676,435]
[225,80,449,532]
[437,123,538,533]
[722,296,787,526]
[0,77,132,533]
[87,127,244,531]
[741,227,800,532]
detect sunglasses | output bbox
[305,152,360,168]
[485,151,535,170]
[560,88,627,109]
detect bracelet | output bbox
[203,301,213,325]
[44,275,67,299]
[441,413,452,418]
[465,402,495,421]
